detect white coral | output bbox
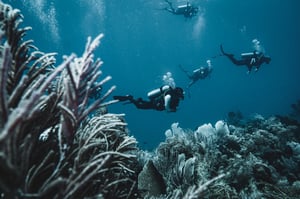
[165,122,186,139]
[287,141,300,160]
[215,120,229,136]
[193,120,229,148]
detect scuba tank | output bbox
[241,52,255,59]
[147,85,170,99]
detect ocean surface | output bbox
[6,0,300,150]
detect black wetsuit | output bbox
[113,87,184,111]
[220,45,271,72]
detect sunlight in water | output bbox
[192,14,205,40]
[79,0,106,35]
[22,0,60,44]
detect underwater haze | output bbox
[6,0,300,150]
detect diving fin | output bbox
[220,44,226,55]
[220,44,234,57]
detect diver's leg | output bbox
[220,44,233,57]
[247,65,252,74]
[179,65,193,79]
[164,0,172,6]
[220,45,245,66]
[130,98,153,110]
[113,95,133,101]
[187,80,195,89]
[164,0,175,13]
[226,55,244,65]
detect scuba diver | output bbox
[220,45,271,73]
[113,85,184,112]
[179,60,213,88]
[163,0,198,18]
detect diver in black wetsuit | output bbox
[180,60,213,88]
[113,85,184,112]
[163,0,198,18]
[220,45,271,73]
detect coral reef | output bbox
[1,1,300,199]
[137,116,300,198]
[0,2,138,198]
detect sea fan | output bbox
[0,2,139,198]
[0,2,57,110]
[58,34,117,141]
[25,114,138,199]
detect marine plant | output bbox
[0,2,138,198]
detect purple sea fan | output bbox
[57,34,117,141]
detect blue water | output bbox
[6,0,300,150]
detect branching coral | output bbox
[0,2,57,110]
[58,34,116,141]
[147,121,228,198]
[0,1,139,198]
[140,117,300,199]
[32,114,138,199]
